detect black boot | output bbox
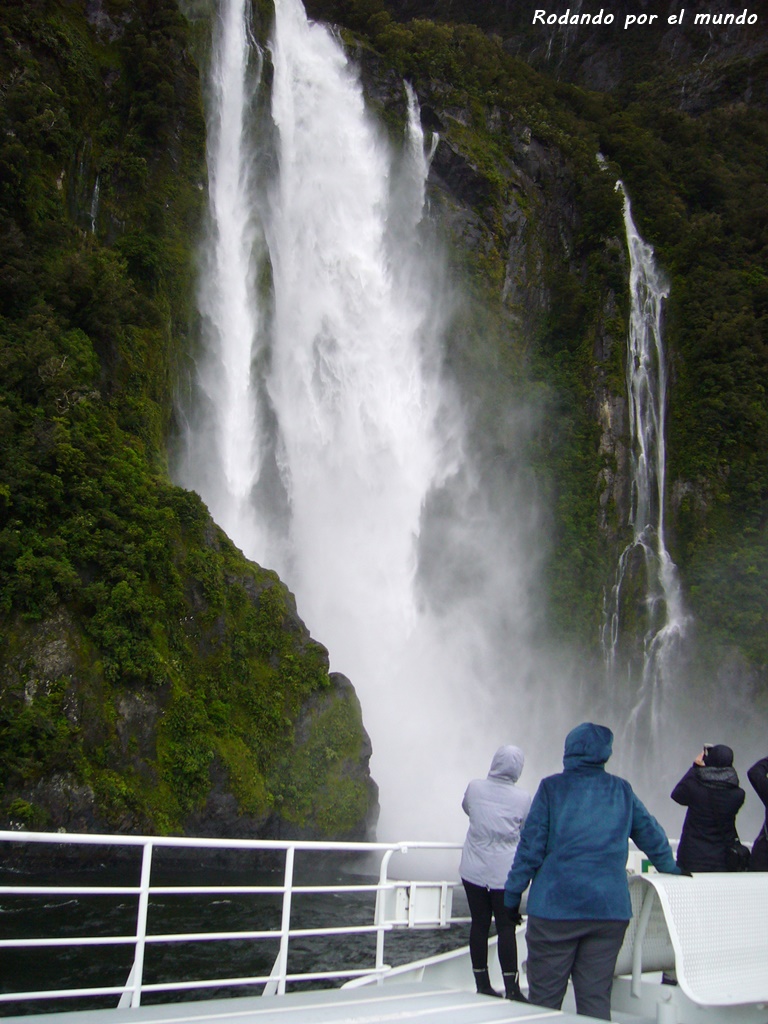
[503,971,528,1002]
[473,968,502,997]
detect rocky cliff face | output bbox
[367,0,768,110]
[1,508,378,840]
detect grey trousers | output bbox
[525,915,628,1021]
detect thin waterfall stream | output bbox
[603,183,688,763]
[175,0,567,839]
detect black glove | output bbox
[504,903,523,926]
[677,868,693,877]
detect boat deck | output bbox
[0,986,571,1024]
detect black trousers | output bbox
[462,879,519,974]
[525,915,628,1020]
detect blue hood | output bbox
[563,722,613,770]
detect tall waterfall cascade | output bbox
[175,0,565,839]
[603,183,689,755]
[177,0,266,551]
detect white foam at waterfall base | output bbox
[177,0,580,842]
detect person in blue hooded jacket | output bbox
[504,722,681,1020]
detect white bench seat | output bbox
[616,873,768,1007]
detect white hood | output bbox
[488,744,525,784]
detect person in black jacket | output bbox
[747,756,768,871]
[671,743,745,872]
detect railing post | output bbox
[275,845,295,996]
[131,841,154,1007]
[374,848,396,981]
[631,884,656,999]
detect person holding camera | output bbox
[671,743,745,872]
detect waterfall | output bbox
[177,0,569,840]
[265,0,452,630]
[603,183,688,759]
[89,175,100,233]
[176,0,267,550]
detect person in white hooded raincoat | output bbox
[459,744,531,1000]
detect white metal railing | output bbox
[0,830,468,1010]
